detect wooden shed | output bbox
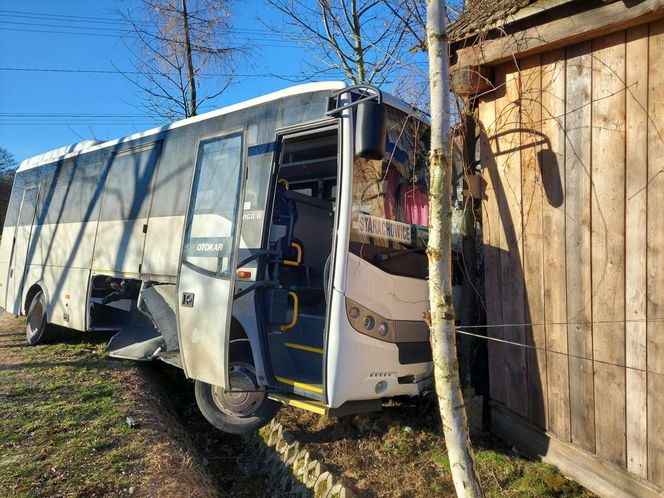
[448,1,664,496]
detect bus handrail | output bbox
[279,291,299,331]
[233,279,277,300]
[236,249,281,269]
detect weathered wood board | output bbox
[479,93,507,405]
[625,23,649,480]
[564,40,595,455]
[520,54,548,429]
[494,61,528,418]
[590,30,627,469]
[647,18,664,489]
[540,48,570,443]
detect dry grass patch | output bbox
[277,395,596,498]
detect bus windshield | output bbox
[350,106,430,279]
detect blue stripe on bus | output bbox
[248,141,277,156]
[386,142,409,164]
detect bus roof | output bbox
[17,80,425,172]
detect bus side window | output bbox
[183,133,243,278]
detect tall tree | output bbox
[0,147,17,227]
[121,0,239,121]
[266,0,423,87]
[426,1,483,497]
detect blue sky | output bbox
[0,0,349,163]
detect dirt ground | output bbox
[0,312,267,498]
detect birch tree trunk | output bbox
[426,1,483,496]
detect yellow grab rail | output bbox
[283,241,302,267]
[280,291,299,331]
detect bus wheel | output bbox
[194,345,278,434]
[26,291,50,345]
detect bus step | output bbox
[284,343,323,378]
[268,392,327,415]
[285,342,323,354]
[274,375,324,400]
[106,325,164,361]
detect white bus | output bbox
[0,82,433,433]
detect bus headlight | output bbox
[346,298,397,343]
[378,322,389,337]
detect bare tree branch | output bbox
[266,0,424,87]
[118,0,242,121]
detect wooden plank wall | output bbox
[479,20,664,488]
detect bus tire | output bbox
[25,291,50,345]
[194,343,278,434]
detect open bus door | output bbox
[176,132,246,390]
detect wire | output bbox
[0,113,150,117]
[0,12,296,42]
[0,123,156,126]
[0,26,301,48]
[0,9,430,67]
[453,321,664,378]
[0,66,322,78]
[0,17,290,38]
[0,9,281,34]
[0,66,419,81]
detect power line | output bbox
[0,113,150,117]
[0,8,276,33]
[0,66,324,78]
[0,20,294,44]
[0,11,294,41]
[0,8,132,24]
[0,9,430,65]
[0,11,292,43]
[0,123,157,126]
[0,66,419,81]
[0,20,133,33]
[0,26,301,48]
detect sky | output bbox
[0,0,356,163]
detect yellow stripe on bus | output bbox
[275,376,323,394]
[285,342,323,354]
[268,393,327,415]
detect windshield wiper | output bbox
[374,247,426,262]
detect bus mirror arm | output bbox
[326,84,383,117]
[326,85,387,161]
[233,280,278,301]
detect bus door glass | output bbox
[9,187,39,314]
[177,132,245,389]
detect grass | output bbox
[430,446,585,498]
[0,313,271,498]
[0,319,144,496]
[277,396,596,498]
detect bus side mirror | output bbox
[355,101,386,161]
